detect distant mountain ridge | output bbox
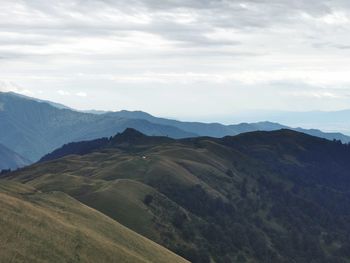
[228,109,350,135]
[5,91,73,110]
[0,92,195,162]
[1,91,349,164]
[108,110,350,143]
[0,143,30,170]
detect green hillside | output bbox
[0,180,188,263]
[4,129,350,262]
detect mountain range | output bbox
[3,128,350,262]
[0,92,194,163]
[1,91,350,170]
[0,143,30,170]
[108,110,350,142]
[227,109,350,135]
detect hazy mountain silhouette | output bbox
[108,110,350,142]
[0,92,195,162]
[0,143,30,170]
[1,92,349,164]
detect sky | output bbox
[0,0,350,121]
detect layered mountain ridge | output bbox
[1,91,349,167]
[4,128,350,263]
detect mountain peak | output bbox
[113,128,174,146]
[111,128,148,145]
[120,128,146,138]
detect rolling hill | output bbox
[0,179,188,263]
[4,128,350,263]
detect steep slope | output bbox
[0,180,188,263]
[0,92,195,162]
[0,143,30,170]
[5,129,350,263]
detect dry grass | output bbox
[0,181,188,263]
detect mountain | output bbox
[109,110,350,143]
[0,180,188,263]
[2,92,349,164]
[5,91,73,110]
[0,143,30,170]
[107,110,236,137]
[0,92,195,162]
[227,109,350,135]
[5,129,350,263]
[293,127,350,143]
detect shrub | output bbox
[143,194,153,206]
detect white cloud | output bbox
[286,91,344,99]
[57,90,70,96]
[76,92,87,97]
[0,0,350,116]
[321,11,349,25]
[0,81,34,95]
[0,81,20,92]
[100,70,350,87]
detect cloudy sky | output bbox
[0,0,350,121]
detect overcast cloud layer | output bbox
[0,0,350,120]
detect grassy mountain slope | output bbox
[5,129,350,263]
[0,143,30,170]
[0,180,188,263]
